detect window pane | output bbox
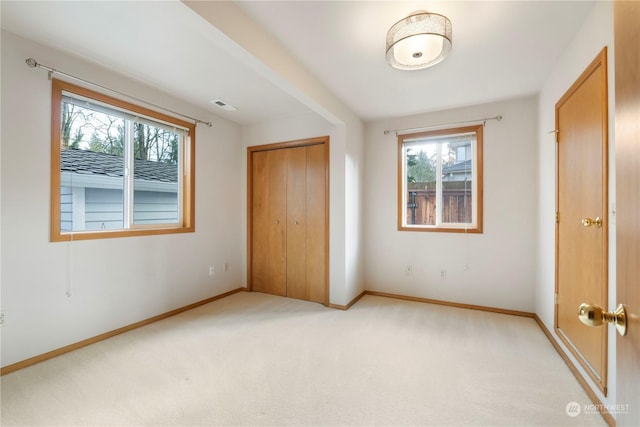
[132,122,179,225]
[59,101,125,231]
[442,137,474,224]
[405,144,436,225]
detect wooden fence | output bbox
[406,182,472,225]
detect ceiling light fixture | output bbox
[386,10,452,70]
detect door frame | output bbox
[554,47,609,395]
[246,136,330,305]
[614,0,640,424]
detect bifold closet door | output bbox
[251,149,287,296]
[250,143,326,304]
[286,144,326,303]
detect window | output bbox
[51,79,195,241]
[398,125,483,233]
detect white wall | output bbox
[364,96,538,312]
[536,0,615,409]
[0,31,244,367]
[344,122,365,305]
[185,1,366,306]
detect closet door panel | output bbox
[267,149,287,296]
[286,147,308,300]
[305,143,327,303]
[249,138,328,304]
[251,151,270,293]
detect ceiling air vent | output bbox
[211,99,238,112]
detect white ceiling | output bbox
[237,0,596,121]
[1,1,595,125]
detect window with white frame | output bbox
[51,79,195,241]
[398,125,483,233]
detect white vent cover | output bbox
[211,99,237,112]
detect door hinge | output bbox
[554,293,558,305]
[556,211,559,224]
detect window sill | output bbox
[51,226,195,242]
[398,225,482,234]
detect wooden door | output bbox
[248,138,328,304]
[614,1,640,425]
[555,48,609,393]
[305,144,327,303]
[286,144,326,303]
[251,149,287,297]
[286,146,308,300]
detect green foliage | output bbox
[407,148,435,183]
[69,128,84,149]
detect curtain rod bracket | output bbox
[26,57,213,128]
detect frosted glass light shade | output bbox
[386,11,452,70]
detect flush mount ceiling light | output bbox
[386,10,452,70]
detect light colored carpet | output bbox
[1,292,606,426]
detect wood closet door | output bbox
[251,149,287,296]
[286,147,307,299]
[286,144,326,303]
[250,142,327,304]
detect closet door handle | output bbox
[581,217,602,228]
[295,220,300,225]
[275,220,280,225]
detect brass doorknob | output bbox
[578,303,627,336]
[581,217,602,227]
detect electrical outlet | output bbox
[440,268,447,280]
[209,266,215,276]
[405,265,413,276]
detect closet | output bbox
[248,137,328,304]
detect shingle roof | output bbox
[60,148,177,182]
[443,160,472,174]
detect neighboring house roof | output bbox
[443,160,472,174]
[61,148,177,183]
